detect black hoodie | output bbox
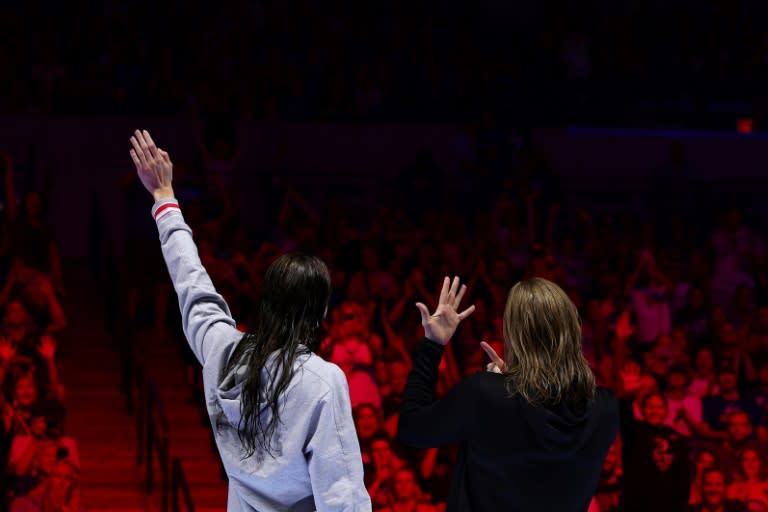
[398,339,619,512]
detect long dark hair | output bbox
[225,252,331,459]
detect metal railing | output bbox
[145,378,171,512]
[172,457,196,512]
[123,335,196,512]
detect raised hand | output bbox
[38,335,56,360]
[480,341,506,373]
[619,361,642,393]
[0,336,15,362]
[415,276,475,346]
[615,311,635,340]
[129,129,174,200]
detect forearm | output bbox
[12,440,38,475]
[152,198,237,365]
[45,358,65,400]
[420,447,439,480]
[45,292,67,333]
[398,339,468,447]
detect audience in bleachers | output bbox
[5,112,768,511]
[0,152,79,512]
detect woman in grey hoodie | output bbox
[129,129,371,512]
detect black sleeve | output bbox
[397,338,476,448]
[619,398,638,465]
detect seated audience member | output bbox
[354,403,385,471]
[625,249,673,350]
[382,360,409,421]
[653,334,688,372]
[325,301,377,367]
[746,359,768,440]
[689,468,748,512]
[2,368,44,437]
[8,398,79,495]
[366,435,407,502]
[378,467,441,512]
[8,190,64,296]
[690,449,719,506]
[690,347,720,399]
[10,459,83,512]
[675,287,710,343]
[0,330,64,404]
[716,410,768,480]
[664,364,703,437]
[726,448,768,508]
[0,255,66,334]
[702,368,759,438]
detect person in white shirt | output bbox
[129,129,370,511]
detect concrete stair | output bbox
[53,260,227,511]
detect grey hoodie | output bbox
[152,199,371,511]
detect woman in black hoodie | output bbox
[398,276,619,512]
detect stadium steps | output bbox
[55,260,161,511]
[55,259,228,510]
[138,331,229,510]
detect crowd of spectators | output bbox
[0,152,82,512]
[2,1,768,126]
[126,121,768,511]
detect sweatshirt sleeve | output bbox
[151,199,240,366]
[397,338,475,448]
[305,364,372,511]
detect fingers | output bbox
[457,304,475,321]
[453,283,467,308]
[438,276,450,305]
[480,341,505,367]
[447,276,460,303]
[142,130,160,159]
[159,149,172,164]
[415,302,430,325]
[129,149,141,168]
[129,135,148,168]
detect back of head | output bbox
[503,278,595,405]
[258,253,331,339]
[227,252,331,459]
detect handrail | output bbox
[145,377,172,512]
[171,457,196,512]
[124,333,174,512]
[120,321,201,512]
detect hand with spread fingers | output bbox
[129,129,175,201]
[415,276,475,346]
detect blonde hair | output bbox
[502,278,595,405]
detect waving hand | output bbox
[415,276,475,346]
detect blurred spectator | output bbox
[689,468,749,512]
[617,348,692,511]
[726,448,768,508]
[690,449,719,506]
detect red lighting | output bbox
[737,118,753,134]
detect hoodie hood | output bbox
[522,394,602,455]
[214,348,311,429]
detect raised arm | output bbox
[129,130,239,365]
[398,276,477,447]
